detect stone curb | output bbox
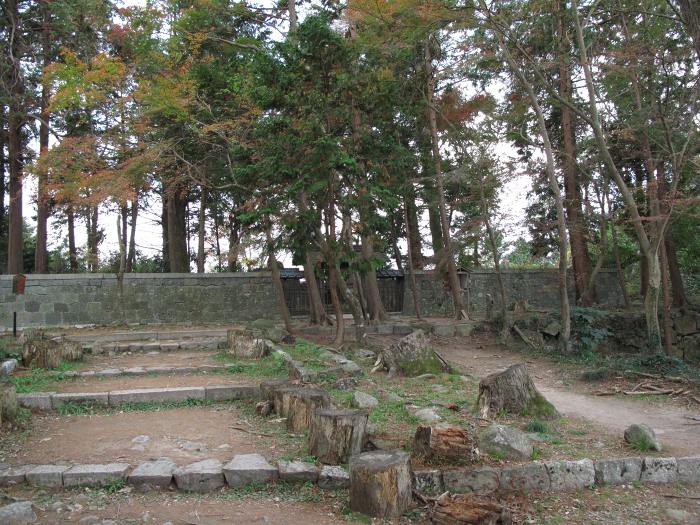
[1,455,698,494]
[64,364,231,378]
[17,384,262,411]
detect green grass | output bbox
[9,361,80,393]
[524,419,550,434]
[57,397,214,416]
[0,336,22,361]
[487,448,507,461]
[627,432,657,452]
[215,352,287,378]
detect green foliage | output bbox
[10,362,79,393]
[571,307,613,355]
[57,397,213,416]
[627,433,656,452]
[524,419,549,434]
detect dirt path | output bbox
[435,333,699,456]
[78,350,221,370]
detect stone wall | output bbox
[402,269,624,317]
[0,273,279,330]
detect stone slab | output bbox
[26,465,69,488]
[641,457,678,483]
[433,325,456,337]
[677,456,700,483]
[205,384,260,401]
[223,454,278,487]
[51,392,109,409]
[174,459,224,492]
[108,387,205,405]
[278,460,318,483]
[0,465,35,486]
[499,462,550,492]
[63,463,130,487]
[545,459,595,491]
[412,469,444,495]
[0,501,37,524]
[318,465,350,490]
[17,393,54,411]
[594,457,642,485]
[443,467,499,495]
[128,459,177,490]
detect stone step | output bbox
[64,328,229,344]
[65,364,231,379]
[87,338,227,354]
[18,384,260,411]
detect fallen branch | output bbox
[512,324,537,351]
[662,493,700,500]
[623,390,673,396]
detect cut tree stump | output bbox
[274,386,331,432]
[349,450,412,519]
[431,492,512,525]
[309,408,368,464]
[260,379,292,403]
[21,333,82,369]
[0,382,18,426]
[476,364,557,420]
[227,328,268,358]
[413,424,478,462]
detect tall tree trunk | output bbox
[480,187,509,341]
[425,40,465,319]
[213,208,222,270]
[390,213,403,271]
[664,232,686,306]
[120,203,128,265]
[86,206,99,271]
[287,0,297,32]
[404,198,422,319]
[610,213,631,309]
[127,193,138,272]
[265,222,293,332]
[659,238,673,355]
[0,107,6,259]
[405,186,423,269]
[166,181,189,272]
[34,9,51,273]
[197,186,206,273]
[227,213,241,272]
[676,0,700,60]
[67,206,77,272]
[557,0,592,304]
[162,190,170,272]
[329,265,344,346]
[304,251,328,325]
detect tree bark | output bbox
[0,106,5,251]
[273,386,330,433]
[404,198,422,319]
[197,186,206,273]
[227,212,241,271]
[664,231,686,306]
[166,180,189,272]
[349,450,412,519]
[265,223,293,333]
[406,185,423,269]
[67,206,78,271]
[431,493,512,525]
[676,0,700,60]
[413,425,477,462]
[329,264,344,346]
[309,408,368,464]
[127,192,138,272]
[162,189,169,271]
[304,251,328,325]
[610,214,631,309]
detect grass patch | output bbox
[524,419,549,434]
[627,432,657,452]
[9,362,80,393]
[57,397,214,416]
[215,352,287,378]
[0,336,22,361]
[487,448,507,461]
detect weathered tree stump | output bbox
[274,386,331,432]
[413,424,478,462]
[227,328,268,358]
[22,337,61,369]
[476,364,557,420]
[60,340,84,362]
[0,382,18,426]
[431,493,512,525]
[309,408,368,464]
[375,330,448,377]
[349,450,413,519]
[260,379,292,403]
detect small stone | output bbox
[223,454,277,487]
[414,407,442,423]
[353,391,379,409]
[416,373,437,380]
[0,501,36,524]
[542,321,561,337]
[178,440,207,452]
[79,517,100,525]
[334,378,359,391]
[382,391,403,402]
[216,444,232,451]
[624,424,662,452]
[174,459,224,492]
[479,424,533,460]
[318,465,349,489]
[641,457,678,483]
[131,435,150,444]
[278,460,318,483]
[1,358,18,375]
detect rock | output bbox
[51,392,109,409]
[382,391,403,402]
[318,465,350,489]
[334,377,359,391]
[545,459,595,491]
[593,457,642,485]
[378,330,446,377]
[433,325,456,337]
[624,424,662,452]
[479,424,533,460]
[499,462,550,492]
[128,459,176,490]
[0,501,37,524]
[17,393,53,411]
[79,517,100,525]
[26,465,68,488]
[205,384,259,401]
[1,359,18,375]
[416,373,437,380]
[542,321,561,337]
[178,440,207,453]
[412,469,444,495]
[414,407,442,423]
[641,457,678,483]
[62,464,130,488]
[352,391,378,409]
[278,460,318,483]
[223,454,277,488]
[443,467,499,495]
[131,435,150,444]
[675,313,698,336]
[677,457,700,483]
[665,509,696,524]
[0,465,35,486]
[174,459,224,492]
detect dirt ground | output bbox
[3,405,300,466]
[78,350,222,370]
[48,373,253,393]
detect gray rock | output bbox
[412,469,443,495]
[223,454,277,487]
[96,368,122,377]
[380,330,445,376]
[205,384,260,401]
[0,465,35,486]
[174,459,224,492]
[624,424,662,452]
[433,325,456,337]
[594,457,642,485]
[318,465,349,490]
[63,463,130,487]
[443,467,499,495]
[334,377,359,391]
[479,424,533,460]
[499,462,550,492]
[79,517,100,525]
[353,391,378,409]
[51,392,109,409]
[26,465,68,488]
[0,501,37,524]
[414,407,442,423]
[131,435,150,444]
[542,321,561,337]
[278,460,318,483]
[128,459,176,490]
[455,324,474,337]
[545,459,595,491]
[1,358,18,375]
[416,373,437,380]
[641,457,678,483]
[108,387,205,405]
[17,393,54,411]
[677,456,700,483]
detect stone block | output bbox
[443,467,499,495]
[63,463,130,487]
[393,324,413,336]
[123,367,147,375]
[278,460,318,483]
[376,324,395,335]
[108,387,205,405]
[412,469,444,495]
[0,465,35,486]
[159,342,180,351]
[223,454,278,487]
[0,359,18,375]
[318,465,350,490]
[174,459,224,492]
[17,393,53,411]
[26,465,68,488]
[641,457,678,483]
[205,384,260,401]
[96,368,122,377]
[433,325,456,337]
[677,457,700,483]
[545,459,595,491]
[0,501,37,524]
[499,462,550,492]
[128,459,177,490]
[455,323,474,337]
[51,392,109,409]
[594,457,642,485]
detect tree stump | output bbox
[260,379,292,403]
[413,424,478,462]
[476,364,557,420]
[22,337,61,369]
[309,409,368,464]
[376,330,447,377]
[60,340,84,362]
[274,386,331,432]
[431,493,512,525]
[227,328,268,358]
[349,450,412,519]
[0,382,18,426]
